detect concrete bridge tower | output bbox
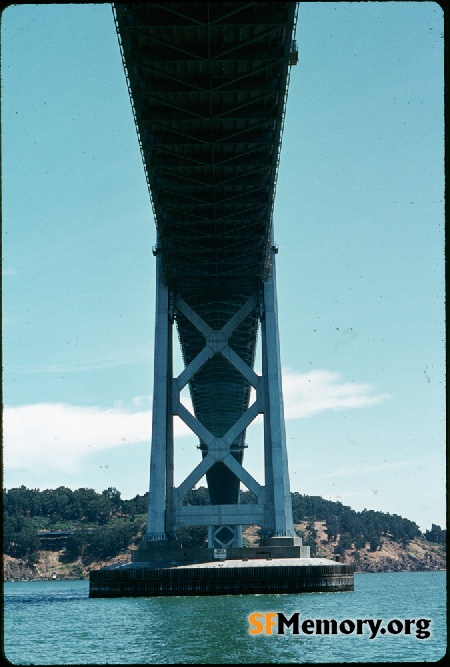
[142,234,297,555]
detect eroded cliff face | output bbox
[4,556,37,581]
[3,552,129,582]
[349,548,446,573]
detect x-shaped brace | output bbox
[172,294,264,503]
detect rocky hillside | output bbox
[294,521,446,573]
[4,551,131,582]
[4,522,445,581]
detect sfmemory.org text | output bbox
[248,613,431,639]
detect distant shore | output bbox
[4,528,446,583]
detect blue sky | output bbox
[2,3,445,532]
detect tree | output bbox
[182,487,210,506]
[59,531,87,563]
[3,514,16,554]
[102,487,122,511]
[354,534,366,550]
[4,486,41,517]
[72,488,111,524]
[369,535,381,552]
[326,516,339,542]
[240,490,257,504]
[339,532,353,551]
[6,518,41,561]
[82,523,137,565]
[424,524,446,545]
[175,526,208,548]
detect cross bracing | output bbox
[113,2,298,525]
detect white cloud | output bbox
[282,369,390,419]
[3,401,191,475]
[3,369,389,477]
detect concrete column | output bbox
[261,307,275,534]
[165,307,175,537]
[146,249,172,540]
[261,246,295,537]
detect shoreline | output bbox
[6,568,447,583]
[4,527,445,583]
[4,561,446,584]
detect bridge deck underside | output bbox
[114,2,296,504]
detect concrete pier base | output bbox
[89,536,353,598]
[89,550,354,598]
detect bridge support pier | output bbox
[89,1,356,598]
[145,243,295,548]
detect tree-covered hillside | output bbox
[3,486,148,565]
[290,492,424,556]
[3,485,446,568]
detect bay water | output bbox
[3,571,446,664]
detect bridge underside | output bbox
[114,2,298,537]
